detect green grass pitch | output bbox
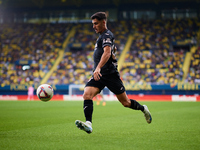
[0,101,200,150]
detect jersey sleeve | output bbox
[102,33,113,48]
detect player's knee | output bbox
[83,93,89,100]
[83,92,92,100]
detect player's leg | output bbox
[75,86,99,134]
[116,92,152,123]
[83,86,100,123]
[116,92,144,111]
[105,73,152,123]
[27,95,30,100]
[103,73,143,110]
[31,94,34,101]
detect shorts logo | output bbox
[88,77,93,82]
[84,106,88,110]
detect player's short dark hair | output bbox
[91,12,107,21]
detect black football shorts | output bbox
[85,72,125,95]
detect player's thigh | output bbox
[83,86,100,100]
[105,73,125,95]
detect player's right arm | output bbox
[93,45,111,81]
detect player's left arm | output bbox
[93,45,111,81]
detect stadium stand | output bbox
[0,23,72,86]
[0,18,199,87]
[187,46,200,84]
[120,18,199,85]
[121,49,185,85]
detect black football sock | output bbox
[83,100,93,123]
[130,99,144,111]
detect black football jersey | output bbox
[93,29,118,75]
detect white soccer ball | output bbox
[36,84,53,102]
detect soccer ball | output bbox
[36,84,53,102]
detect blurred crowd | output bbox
[0,18,199,86]
[187,46,200,84]
[121,49,185,85]
[0,23,72,86]
[121,18,199,85]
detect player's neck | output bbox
[100,27,107,34]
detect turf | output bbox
[0,101,200,150]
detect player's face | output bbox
[92,18,105,34]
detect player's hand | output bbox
[93,67,102,81]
